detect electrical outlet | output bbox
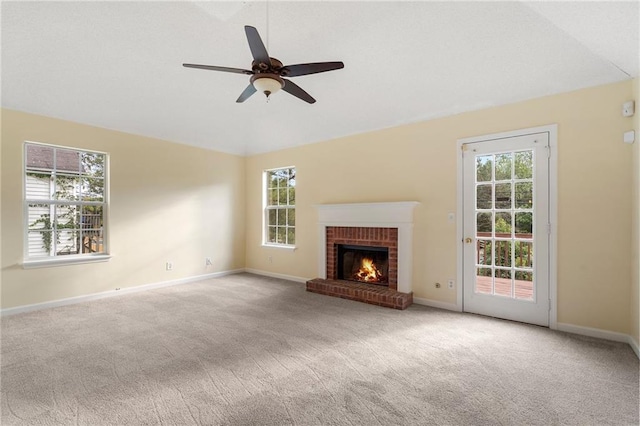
[268,256,273,263]
[166,262,173,271]
[448,279,455,290]
[435,282,441,289]
[205,257,212,266]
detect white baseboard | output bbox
[629,335,640,359]
[413,297,461,312]
[556,322,630,343]
[0,269,245,316]
[557,323,640,359]
[244,268,309,283]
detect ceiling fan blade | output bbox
[244,26,270,65]
[236,84,257,103]
[282,62,344,77]
[282,79,316,104]
[183,64,253,75]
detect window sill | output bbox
[262,244,297,251]
[22,254,112,269]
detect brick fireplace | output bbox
[326,227,397,288]
[307,202,418,309]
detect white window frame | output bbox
[22,141,111,268]
[262,166,296,248]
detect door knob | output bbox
[465,238,473,244]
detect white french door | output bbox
[462,132,550,326]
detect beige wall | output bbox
[2,80,636,338]
[246,80,634,335]
[632,78,640,346]
[1,109,246,309]
[0,112,3,307]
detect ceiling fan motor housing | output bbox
[252,58,284,73]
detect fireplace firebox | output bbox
[337,244,389,285]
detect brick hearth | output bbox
[306,278,413,310]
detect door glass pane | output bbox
[477,184,492,209]
[495,212,512,236]
[495,183,511,209]
[514,151,533,179]
[515,182,532,209]
[515,271,533,300]
[494,240,512,267]
[515,241,533,268]
[495,153,512,181]
[476,240,492,266]
[476,212,492,237]
[494,269,512,297]
[515,212,532,237]
[476,155,492,182]
[475,267,492,294]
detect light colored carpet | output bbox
[1,273,638,425]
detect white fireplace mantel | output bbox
[314,202,419,293]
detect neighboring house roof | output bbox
[26,144,80,173]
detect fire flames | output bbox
[353,257,384,283]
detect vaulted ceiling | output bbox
[2,1,638,156]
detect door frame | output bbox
[456,124,558,329]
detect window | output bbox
[264,167,295,246]
[24,142,108,264]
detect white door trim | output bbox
[456,124,558,329]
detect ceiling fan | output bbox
[183,26,344,104]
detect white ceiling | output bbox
[2,1,638,156]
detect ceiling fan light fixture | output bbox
[251,74,284,98]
